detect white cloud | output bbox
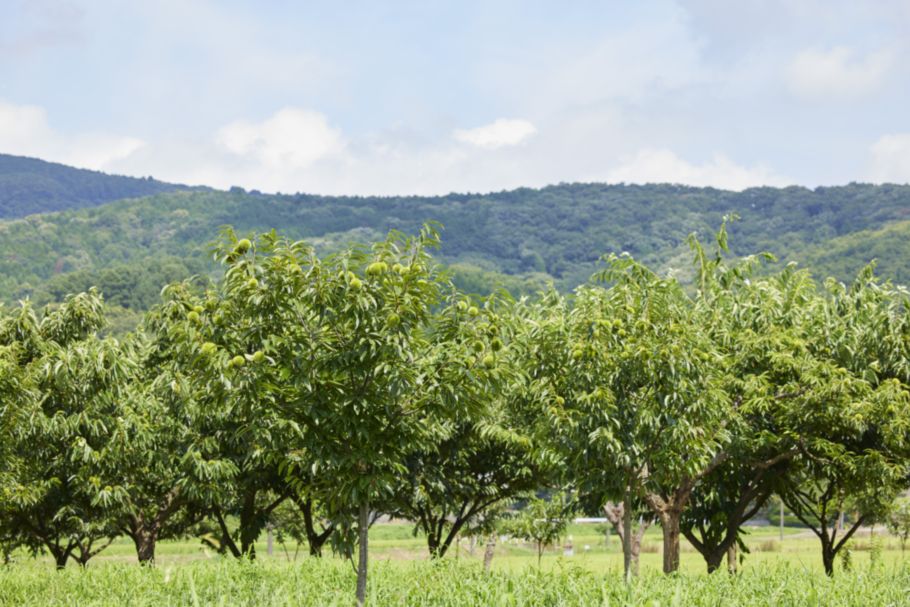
[605,148,789,191]
[111,110,792,196]
[4,98,794,196]
[216,108,344,169]
[453,119,537,149]
[866,133,910,183]
[786,46,893,99]
[0,99,144,170]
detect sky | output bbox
[2,0,910,195]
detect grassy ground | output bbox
[61,522,909,574]
[2,523,909,605]
[2,557,909,606]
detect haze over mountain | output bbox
[0,153,192,219]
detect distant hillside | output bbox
[803,220,910,286]
[2,181,910,324]
[0,153,192,218]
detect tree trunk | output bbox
[239,492,259,560]
[605,501,649,578]
[214,509,242,558]
[356,501,369,606]
[483,534,496,572]
[622,490,633,581]
[133,530,158,565]
[822,544,835,576]
[705,551,724,573]
[427,529,441,559]
[661,511,682,574]
[73,536,114,568]
[74,552,92,568]
[52,548,70,570]
[295,496,333,557]
[726,543,737,573]
[782,488,865,578]
[631,516,647,577]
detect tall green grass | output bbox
[2,558,908,606]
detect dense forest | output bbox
[0,154,191,219]
[1,158,910,326]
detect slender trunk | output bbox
[631,516,647,577]
[266,525,274,557]
[784,492,865,578]
[239,491,258,560]
[356,501,369,606]
[661,511,681,574]
[726,543,737,573]
[537,541,543,567]
[606,501,648,578]
[622,489,633,581]
[297,497,333,557]
[483,534,496,572]
[53,549,69,570]
[822,543,835,576]
[214,509,242,558]
[427,530,441,559]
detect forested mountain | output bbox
[1,178,909,332]
[0,153,191,218]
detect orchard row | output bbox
[2,223,909,603]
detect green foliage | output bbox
[1,222,910,598]
[5,182,910,313]
[0,290,130,567]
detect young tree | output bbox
[504,492,575,566]
[391,410,541,558]
[678,240,811,573]
[771,268,910,575]
[543,253,730,576]
[165,237,302,560]
[284,227,477,604]
[0,292,130,568]
[86,302,216,565]
[208,226,482,604]
[390,295,546,558]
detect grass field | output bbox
[2,523,909,605]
